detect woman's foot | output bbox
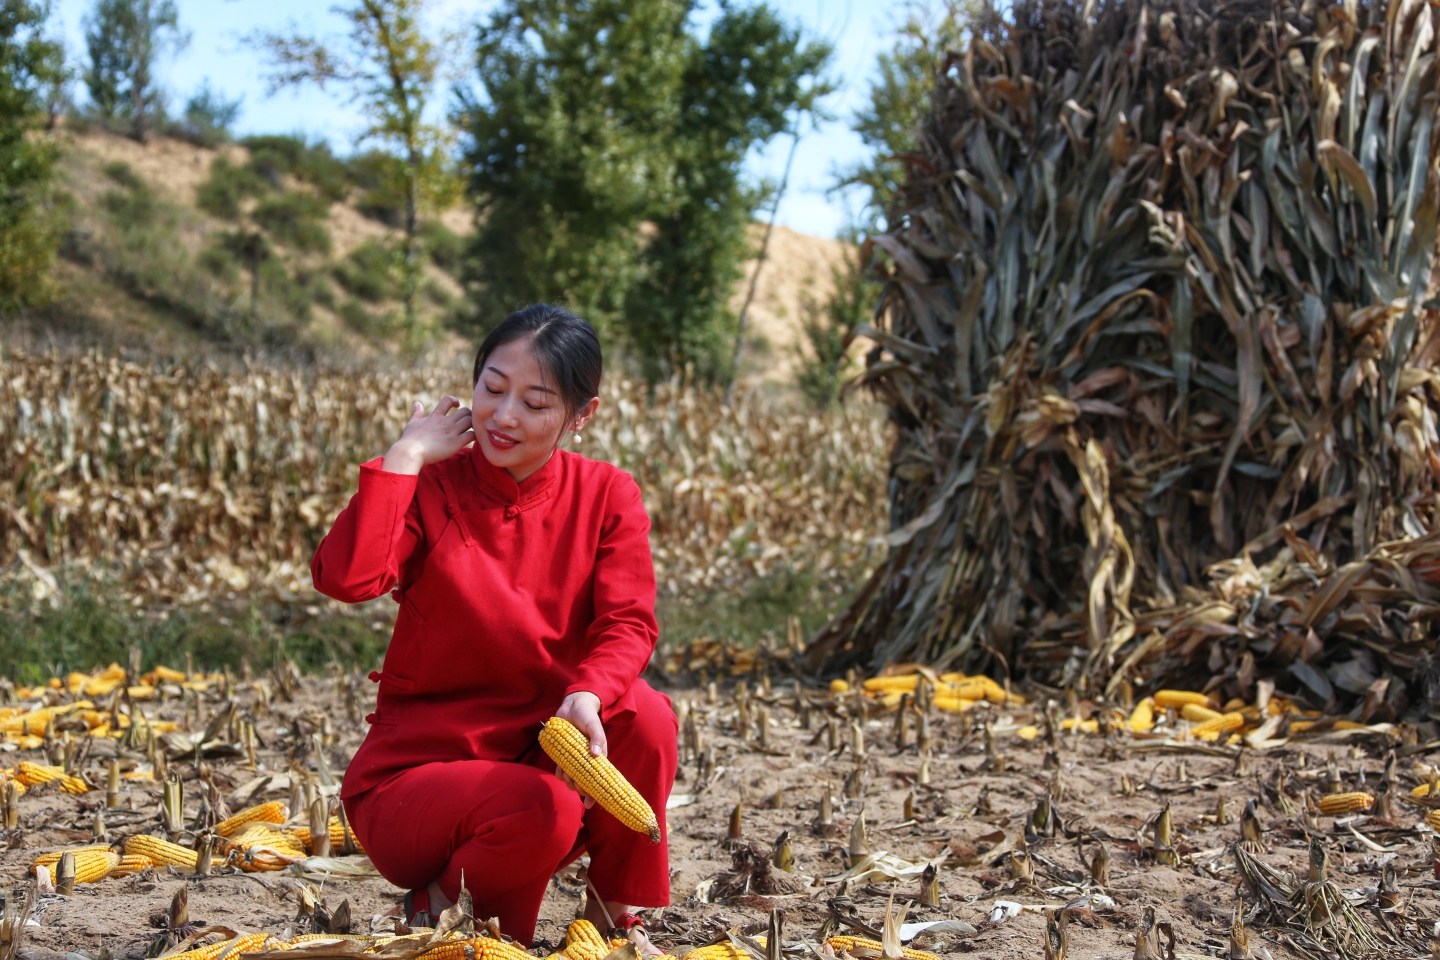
[402,888,434,928]
[582,890,665,957]
[610,911,666,958]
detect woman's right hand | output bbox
[381,397,474,475]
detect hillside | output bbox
[28,127,852,390]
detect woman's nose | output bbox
[493,395,520,425]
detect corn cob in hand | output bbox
[539,717,661,843]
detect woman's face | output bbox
[471,337,585,482]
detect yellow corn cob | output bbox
[109,854,156,876]
[226,824,308,858]
[1180,703,1222,723]
[168,933,273,960]
[540,717,661,843]
[1060,718,1099,734]
[1411,782,1438,796]
[939,672,1011,696]
[1153,690,1211,710]
[567,921,608,950]
[863,675,919,692]
[215,801,287,837]
[420,939,535,960]
[152,666,187,683]
[1189,712,1245,741]
[16,761,90,794]
[824,937,938,960]
[32,844,111,870]
[72,850,121,883]
[124,834,198,869]
[230,846,302,872]
[289,817,364,854]
[562,920,609,960]
[1,711,51,738]
[933,696,979,713]
[941,679,993,701]
[1016,725,1040,740]
[680,939,767,960]
[1127,698,1155,732]
[829,679,850,694]
[1317,792,1374,816]
[1426,810,1440,832]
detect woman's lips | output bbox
[487,430,520,449]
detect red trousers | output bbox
[344,682,677,945]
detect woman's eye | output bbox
[525,402,546,412]
[485,386,502,396]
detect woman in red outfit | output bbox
[311,305,676,951]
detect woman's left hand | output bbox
[555,691,605,808]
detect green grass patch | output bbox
[420,219,464,275]
[655,560,864,654]
[197,157,268,220]
[252,192,332,254]
[334,240,396,302]
[0,583,389,683]
[241,135,352,203]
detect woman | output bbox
[311,304,676,951]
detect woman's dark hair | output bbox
[471,304,603,419]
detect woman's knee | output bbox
[485,768,586,861]
[604,683,678,780]
[620,682,679,751]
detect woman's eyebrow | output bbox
[485,365,556,394]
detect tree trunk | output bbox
[401,158,419,340]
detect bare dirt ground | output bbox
[3,669,1437,960]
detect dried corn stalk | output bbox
[0,355,887,610]
[810,0,1440,706]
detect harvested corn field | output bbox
[3,660,1440,960]
[0,349,887,608]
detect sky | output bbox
[48,0,909,239]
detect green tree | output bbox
[179,79,242,146]
[253,0,457,343]
[459,0,831,381]
[82,0,185,141]
[847,1,968,222]
[0,0,65,309]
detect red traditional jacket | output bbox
[311,447,659,799]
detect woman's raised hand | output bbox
[554,690,605,808]
[381,396,475,475]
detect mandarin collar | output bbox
[469,445,563,505]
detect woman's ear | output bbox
[572,396,600,434]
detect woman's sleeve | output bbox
[565,472,660,707]
[311,458,424,603]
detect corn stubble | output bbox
[803,0,1440,706]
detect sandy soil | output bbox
[728,225,855,390]
[4,671,1433,960]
